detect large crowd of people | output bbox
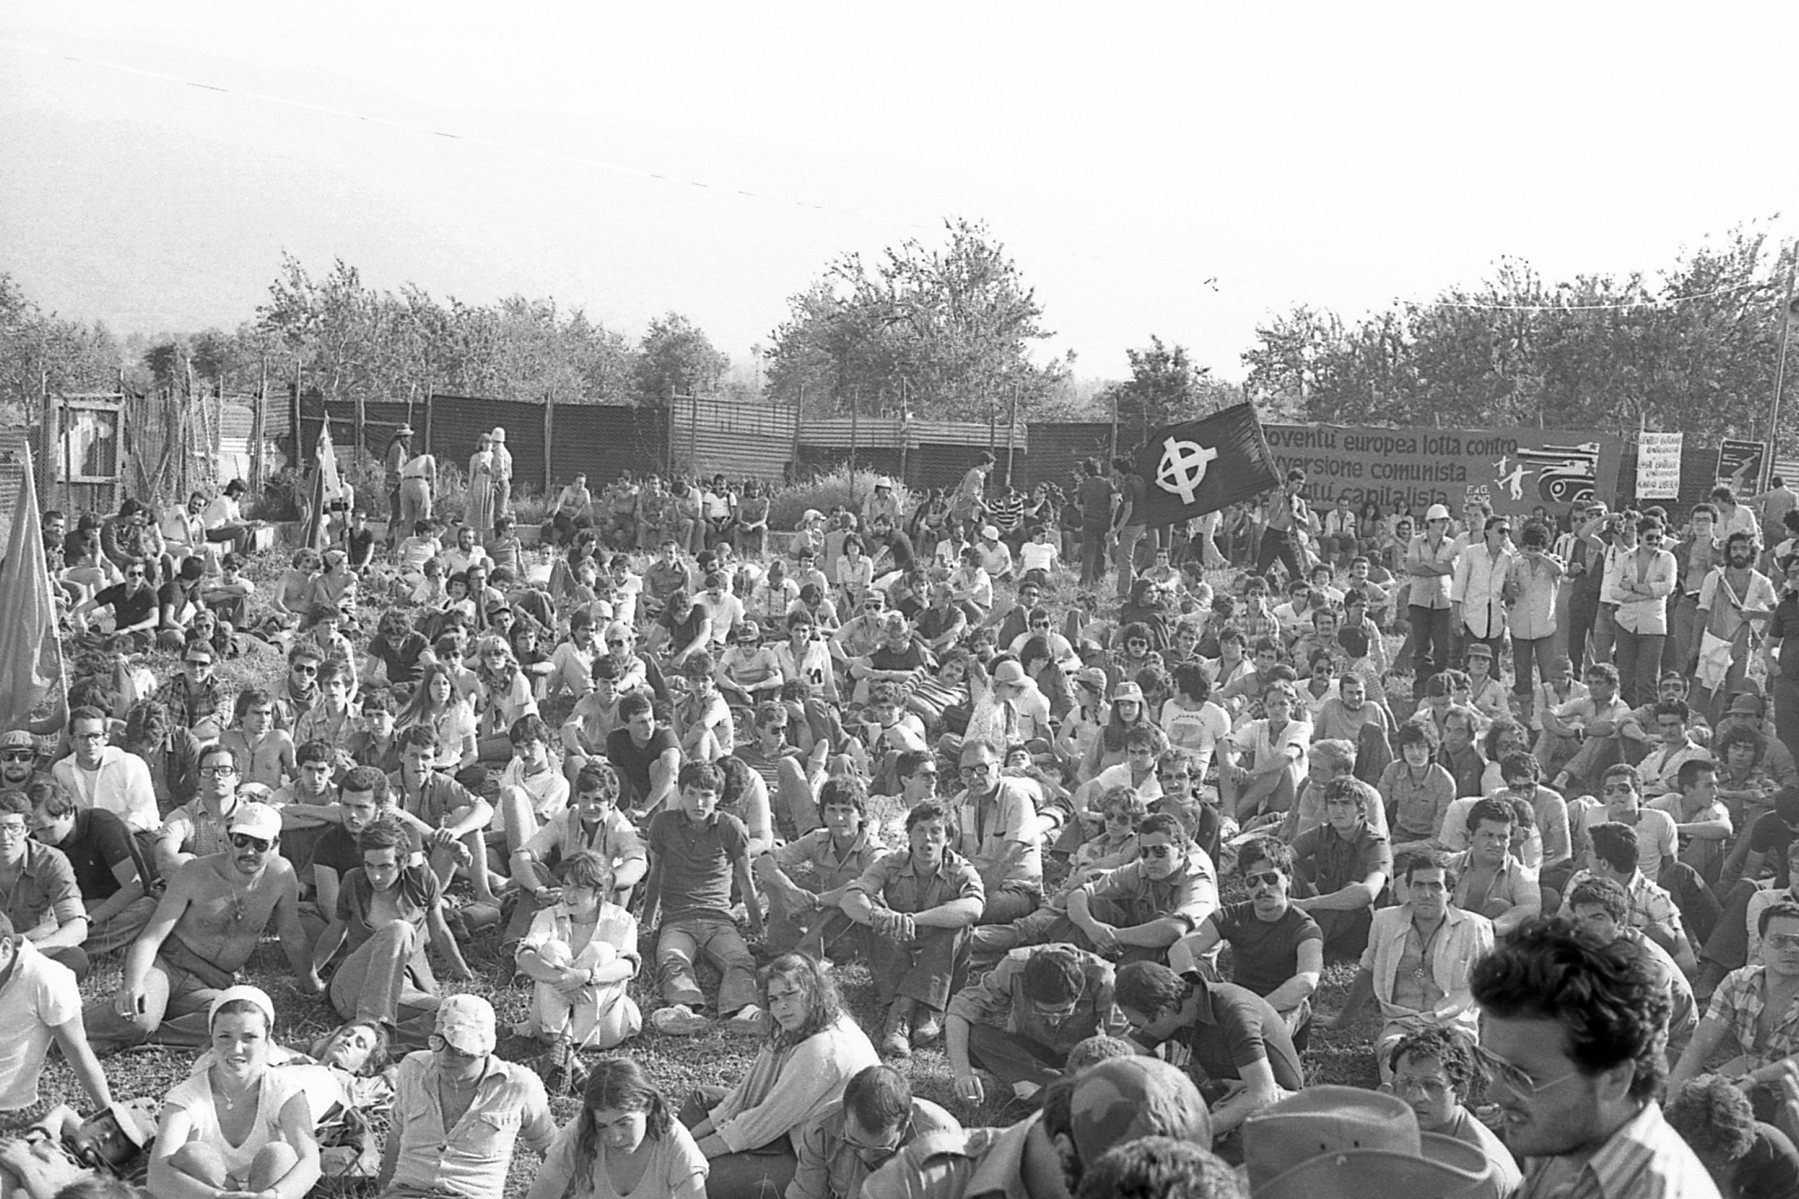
[5,444,1799,1198]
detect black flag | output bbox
[1131,403,1281,527]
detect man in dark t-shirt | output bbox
[1174,837,1322,1048]
[77,560,159,644]
[28,781,157,957]
[605,693,680,816]
[1076,459,1116,586]
[1115,958,1304,1141]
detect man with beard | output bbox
[1691,532,1777,725]
[1673,503,1724,676]
[82,801,321,1052]
[1763,555,1799,772]
[0,731,36,797]
[1472,919,1718,1197]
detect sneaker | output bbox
[911,1013,942,1046]
[651,1004,710,1036]
[723,1004,765,1036]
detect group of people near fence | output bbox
[9,450,1799,1199]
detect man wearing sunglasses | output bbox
[71,557,159,648]
[382,994,556,1198]
[0,731,36,797]
[1471,918,1717,1197]
[83,801,320,1054]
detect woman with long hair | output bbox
[472,634,541,761]
[528,1058,706,1199]
[466,434,496,536]
[394,661,478,769]
[679,953,878,1199]
[1079,681,1150,780]
[149,987,322,1199]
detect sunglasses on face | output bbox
[1140,844,1176,859]
[0,751,33,764]
[959,763,995,777]
[230,833,271,852]
[1243,870,1285,887]
[292,664,318,675]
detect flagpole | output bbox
[1768,243,1796,447]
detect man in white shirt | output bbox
[1612,517,1677,708]
[49,707,161,834]
[1452,514,1515,660]
[489,426,513,520]
[200,479,255,556]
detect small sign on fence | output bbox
[1717,439,1768,495]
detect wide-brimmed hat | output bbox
[1244,1086,1500,1199]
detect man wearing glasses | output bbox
[1386,1027,1522,1195]
[1471,918,1718,1197]
[154,743,251,875]
[152,639,227,743]
[1613,517,1679,708]
[83,801,320,1053]
[0,790,92,980]
[49,706,160,834]
[0,730,37,797]
[272,644,325,731]
[1672,899,1799,1104]
[71,557,159,647]
[790,1065,958,1199]
[380,994,556,1199]
[1452,514,1516,662]
[951,740,1043,926]
[971,813,1216,966]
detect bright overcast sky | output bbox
[3,2,1795,381]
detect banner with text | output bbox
[1261,424,1624,517]
[1635,432,1683,500]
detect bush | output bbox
[767,467,914,531]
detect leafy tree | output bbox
[635,312,729,402]
[764,218,1067,420]
[1100,336,1240,448]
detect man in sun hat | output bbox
[82,799,320,1055]
[488,426,512,521]
[381,992,556,1199]
[1242,1085,1502,1199]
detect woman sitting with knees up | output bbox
[149,985,322,1199]
[680,952,878,1199]
[514,850,643,1052]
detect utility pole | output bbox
[1768,244,1797,449]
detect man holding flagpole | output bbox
[1126,405,1284,559]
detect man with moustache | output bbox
[82,801,321,1052]
[1690,531,1776,725]
[1471,918,1719,1198]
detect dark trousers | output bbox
[680,1086,797,1199]
[1409,604,1451,681]
[1567,588,1600,675]
[967,1023,1067,1089]
[1254,528,1303,582]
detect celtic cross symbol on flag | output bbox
[1129,403,1281,525]
[1156,437,1219,505]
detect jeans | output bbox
[1115,524,1147,598]
[1613,626,1664,707]
[1080,523,1110,585]
[1511,635,1552,697]
[657,915,759,1015]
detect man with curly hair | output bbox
[1665,1072,1799,1199]
[1470,917,1718,1196]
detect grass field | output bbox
[38,543,1384,1197]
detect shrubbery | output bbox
[767,467,914,531]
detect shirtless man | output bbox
[82,802,320,1053]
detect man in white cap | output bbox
[1406,502,1459,680]
[976,526,1014,582]
[83,800,321,1053]
[488,426,512,522]
[380,993,556,1199]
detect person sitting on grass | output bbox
[1218,680,1311,825]
[1565,875,1698,1045]
[1170,836,1323,1051]
[946,942,1130,1106]
[787,1064,960,1199]
[1114,958,1304,1141]
[527,1057,708,1199]
[309,817,472,1052]
[1385,1027,1524,1196]
[84,802,321,1054]
[841,797,985,1061]
[1289,776,1392,959]
[1567,820,1699,975]
[503,761,647,950]
[1325,850,1495,1083]
[1665,1072,1799,1199]
[673,651,734,765]
[218,689,296,793]
[0,909,111,1127]
[514,850,642,1051]
[388,725,501,913]
[640,760,764,1037]
[680,953,879,1199]
[0,790,92,982]
[25,779,158,962]
[148,986,322,1199]
[486,714,567,893]
[755,776,885,958]
[971,812,1216,966]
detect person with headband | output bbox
[149,985,322,1199]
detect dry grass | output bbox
[45,544,1387,1197]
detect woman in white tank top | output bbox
[148,985,323,1199]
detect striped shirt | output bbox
[1518,1100,1720,1199]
